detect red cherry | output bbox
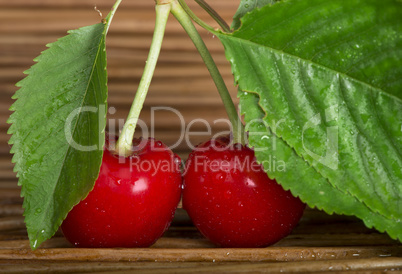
[61,136,182,248]
[182,136,305,248]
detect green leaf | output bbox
[240,91,402,240]
[217,0,402,240]
[231,0,279,30]
[7,22,108,249]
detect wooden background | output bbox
[0,0,401,272]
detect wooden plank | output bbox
[0,182,19,189]
[0,205,23,216]
[0,189,21,200]
[0,234,399,250]
[0,246,400,262]
[0,237,216,250]
[0,258,400,273]
[110,258,402,273]
[0,0,239,11]
[0,217,25,232]
[273,234,400,247]
[0,261,232,274]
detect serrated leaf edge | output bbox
[218,33,402,220]
[7,23,108,249]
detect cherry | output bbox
[61,136,182,248]
[182,136,305,248]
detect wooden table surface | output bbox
[1,0,401,272]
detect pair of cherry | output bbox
[61,135,305,248]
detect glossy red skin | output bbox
[61,137,182,248]
[183,137,305,248]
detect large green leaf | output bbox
[240,91,402,240]
[216,0,402,240]
[231,0,278,30]
[8,22,108,249]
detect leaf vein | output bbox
[220,35,402,105]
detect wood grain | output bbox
[0,258,400,273]
[0,246,400,262]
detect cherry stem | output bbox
[175,0,215,33]
[170,0,245,144]
[193,0,231,33]
[105,0,123,33]
[115,3,171,156]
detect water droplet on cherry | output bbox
[216,173,226,183]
